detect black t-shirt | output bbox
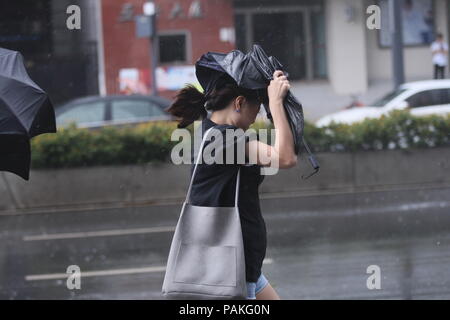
[188,117,266,283]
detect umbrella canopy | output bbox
[0,47,56,180]
[196,44,319,178]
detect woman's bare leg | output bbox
[256,283,281,300]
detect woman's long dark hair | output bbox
[166,78,263,129]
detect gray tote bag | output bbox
[161,126,247,300]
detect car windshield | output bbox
[370,88,407,107]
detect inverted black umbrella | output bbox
[0,48,56,180]
[196,44,319,179]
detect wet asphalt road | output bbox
[0,187,449,300]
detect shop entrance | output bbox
[235,3,327,80]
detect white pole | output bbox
[95,0,107,96]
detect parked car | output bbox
[55,95,173,129]
[315,80,450,127]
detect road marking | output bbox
[25,266,167,281]
[23,226,176,241]
[25,258,274,281]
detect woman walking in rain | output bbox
[166,69,297,300]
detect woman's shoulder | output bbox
[203,117,240,130]
[202,119,245,142]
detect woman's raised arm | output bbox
[246,70,298,169]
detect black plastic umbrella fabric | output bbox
[196,44,319,178]
[0,48,56,180]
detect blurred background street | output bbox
[1,0,450,301]
[1,186,449,299]
[2,0,449,124]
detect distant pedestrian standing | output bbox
[430,33,448,79]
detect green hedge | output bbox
[31,121,179,169]
[305,110,450,153]
[30,110,450,169]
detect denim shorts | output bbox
[246,273,269,299]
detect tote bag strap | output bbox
[185,126,241,207]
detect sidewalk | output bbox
[1,147,449,215]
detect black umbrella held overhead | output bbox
[0,48,57,180]
[196,44,319,179]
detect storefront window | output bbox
[158,33,187,64]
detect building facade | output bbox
[327,0,449,95]
[100,0,235,98]
[0,0,99,105]
[100,0,450,99]
[1,0,449,105]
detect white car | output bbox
[315,80,450,127]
